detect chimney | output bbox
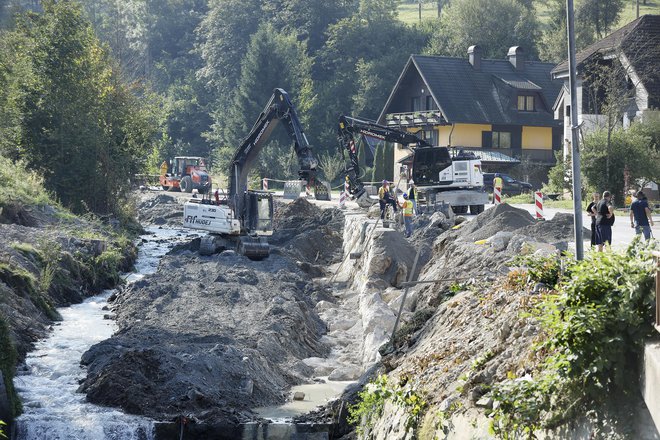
[507,46,524,70]
[468,45,482,70]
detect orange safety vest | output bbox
[403,200,414,216]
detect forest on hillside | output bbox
[0,0,649,214]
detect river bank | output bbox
[0,200,139,431]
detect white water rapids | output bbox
[12,227,193,440]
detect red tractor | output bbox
[159,156,212,193]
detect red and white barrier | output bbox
[494,187,502,205]
[338,180,350,208]
[535,191,544,219]
[262,178,268,191]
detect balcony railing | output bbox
[453,147,556,165]
[385,111,446,127]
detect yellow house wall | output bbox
[438,124,492,147]
[522,126,552,149]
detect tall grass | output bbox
[0,155,55,207]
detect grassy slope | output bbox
[397,0,659,31]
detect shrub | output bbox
[490,239,658,437]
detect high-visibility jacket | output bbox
[378,186,388,200]
[494,176,503,189]
[402,200,414,216]
[160,161,168,176]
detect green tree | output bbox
[266,0,357,54]
[311,9,429,152]
[577,0,625,39]
[426,0,540,59]
[371,143,385,183]
[538,0,595,62]
[7,1,157,214]
[581,121,660,201]
[211,23,314,179]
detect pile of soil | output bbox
[271,198,344,269]
[79,196,348,426]
[136,193,183,226]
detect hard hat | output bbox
[403,193,408,199]
[382,179,388,184]
[409,180,414,185]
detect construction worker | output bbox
[492,173,503,204]
[408,180,418,215]
[401,193,414,238]
[378,180,397,220]
[160,160,168,176]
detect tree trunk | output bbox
[419,0,422,22]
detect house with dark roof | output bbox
[377,46,563,183]
[552,15,660,156]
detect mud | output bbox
[78,197,356,426]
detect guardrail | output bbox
[655,251,660,333]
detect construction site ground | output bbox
[6,187,658,439]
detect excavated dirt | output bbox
[78,197,350,426]
[136,191,185,226]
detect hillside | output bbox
[397,0,659,31]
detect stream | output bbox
[12,227,192,440]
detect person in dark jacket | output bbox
[586,192,600,247]
[630,191,654,240]
[595,191,615,251]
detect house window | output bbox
[517,95,535,111]
[411,97,421,112]
[419,129,438,146]
[425,96,438,111]
[492,131,511,149]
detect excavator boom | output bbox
[183,88,319,259]
[338,115,430,207]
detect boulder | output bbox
[328,365,362,381]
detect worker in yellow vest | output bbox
[401,193,414,238]
[160,160,168,176]
[378,180,398,220]
[493,173,503,204]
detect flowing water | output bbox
[12,227,194,440]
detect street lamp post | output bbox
[566,0,584,260]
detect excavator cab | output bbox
[243,191,273,234]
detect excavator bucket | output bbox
[237,236,269,260]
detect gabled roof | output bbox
[552,15,660,107]
[379,54,562,127]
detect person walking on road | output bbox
[630,191,654,240]
[586,192,600,247]
[401,193,414,238]
[595,191,615,251]
[408,180,418,215]
[378,180,398,220]
[492,173,503,204]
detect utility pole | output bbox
[637,0,640,18]
[566,0,584,260]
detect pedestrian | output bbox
[408,180,418,215]
[595,190,615,251]
[586,192,600,247]
[492,173,503,204]
[630,190,654,241]
[401,193,414,238]
[378,180,398,220]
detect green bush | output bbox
[0,155,55,208]
[490,239,658,438]
[349,374,427,437]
